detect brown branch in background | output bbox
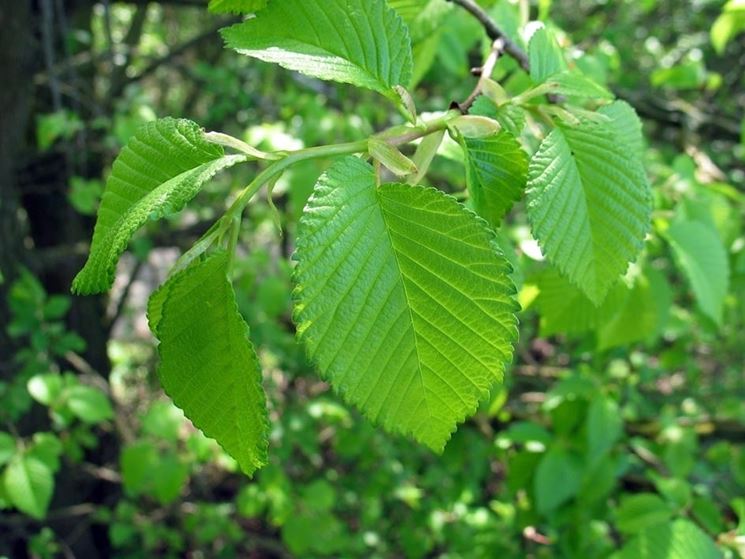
[109,5,148,98]
[446,0,530,72]
[122,18,237,88]
[106,258,144,333]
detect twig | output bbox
[446,0,530,72]
[106,258,143,332]
[458,38,504,112]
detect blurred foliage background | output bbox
[1,0,744,557]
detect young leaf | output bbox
[368,138,418,177]
[667,221,730,325]
[207,0,266,14]
[148,252,268,475]
[72,118,246,295]
[463,130,529,227]
[4,454,54,519]
[293,157,518,451]
[222,0,413,100]
[526,108,651,304]
[528,26,567,83]
[449,115,502,138]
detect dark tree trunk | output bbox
[0,0,34,363]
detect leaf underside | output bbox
[73,118,245,295]
[221,0,413,98]
[148,252,268,476]
[526,102,652,304]
[293,156,518,451]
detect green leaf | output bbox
[526,110,651,304]
[470,96,526,138]
[64,385,114,424]
[387,0,432,24]
[617,519,722,559]
[616,494,674,534]
[463,130,528,227]
[121,441,158,496]
[222,0,413,99]
[667,221,730,325]
[208,0,266,14]
[597,273,658,350]
[72,118,246,295]
[711,0,745,54]
[533,267,628,336]
[0,432,16,467]
[4,454,55,519]
[148,252,268,475]
[586,395,622,466]
[293,157,518,451]
[544,70,613,100]
[528,27,567,83]
[534,446,582,513]
[27,374,64,406]
[599,100,645,159]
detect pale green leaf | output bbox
[148,252,268,475]
[222,0,413,99]
[73,118,246,294]
[4,454,54,519]
[208,0,266,14]
[293,157,518,451]
[617,519,722,559]
[667,221,730,325]
[450,115,502,138]
[369,138,418,176]
[528,26,567,83]
[464,130,528,227]
[526,114,651,304]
